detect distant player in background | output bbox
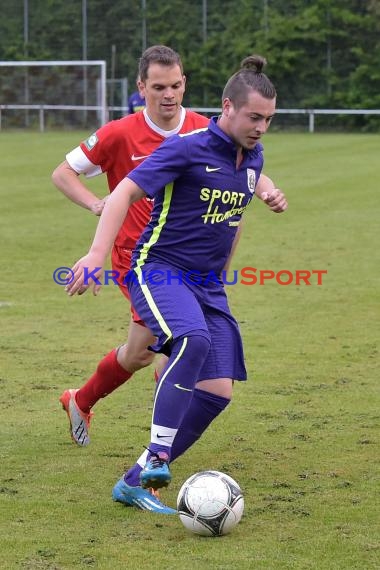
[127,78,145,114]
[64,54,287,513]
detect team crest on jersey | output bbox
[247,169,256,193]
[84,133,98,150]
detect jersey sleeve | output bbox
[127,134,190,198]
[78,122,118,174]
[66,146,102,178]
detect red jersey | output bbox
[73,108,209,250]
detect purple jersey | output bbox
[129,117,263,277]
[128,91,145,114]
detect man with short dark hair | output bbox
[65,54,287,513]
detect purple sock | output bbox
[123,389,230,486]
[171,388,230,461]
[123,463,142,487]
[147,333,211,458]
[123,334,211,486]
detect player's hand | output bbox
[65,253,105,297]
[261,189,288,213]
[90,196,109,216]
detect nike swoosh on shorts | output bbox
[174,383,192,392]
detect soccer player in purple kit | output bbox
[127,81,146,114]
[66,54,287,514]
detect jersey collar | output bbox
[143,106,186,138]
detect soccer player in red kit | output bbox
[52,46,209,450]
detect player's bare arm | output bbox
[262,189,288,213]
[65,179,146,297]
[255,173,288,213]
[52,159,107,216]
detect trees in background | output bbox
[1,0,379,128]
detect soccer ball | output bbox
[177,470,244,537]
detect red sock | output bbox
[75,349,132,412]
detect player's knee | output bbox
[117,346,155,372]
[172,332,211,366]
[195,378,234,400]
[133,349,155,369]
[186,333,211,360]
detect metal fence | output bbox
[0,104,380,132]
[191,107,380,133]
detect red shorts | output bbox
[111,245,145,325]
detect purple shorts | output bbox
[127,262,247,381]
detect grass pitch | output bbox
[0,131,379,569]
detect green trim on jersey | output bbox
[135,181,174,269]
[133,182,174,340]
[134,268,172,340]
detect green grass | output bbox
[0,131,379,570]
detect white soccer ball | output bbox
[177,470,244,537]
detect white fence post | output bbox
[39,106,44,132]
[309,111,315,133]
